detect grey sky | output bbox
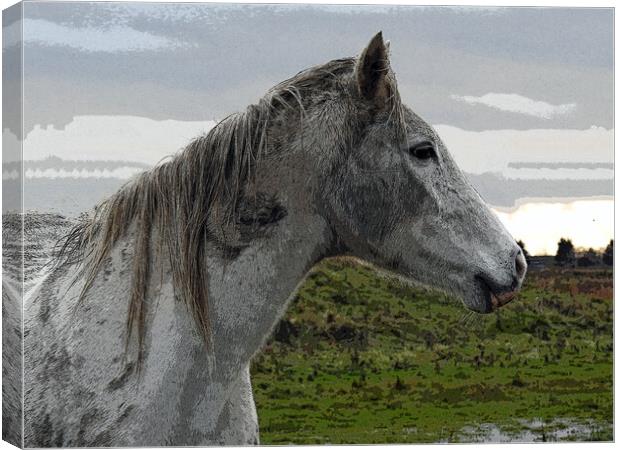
[3,2,613,135]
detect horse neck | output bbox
[204,208,333,379]
[131,196,332,386]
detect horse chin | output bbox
[460,277,495,314]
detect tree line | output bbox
[517,239,613,267]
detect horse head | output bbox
[276,32,527,312]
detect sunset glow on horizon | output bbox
[493,199,614,256]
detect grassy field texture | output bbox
[250,259,613,444]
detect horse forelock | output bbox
[57,55,407,363]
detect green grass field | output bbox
[250,259,613,443]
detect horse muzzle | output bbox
[476,245,527,313]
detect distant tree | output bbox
[577,248,600,267]
[516,240,531,263]
[603,240,613,266]
[555,238,575,267]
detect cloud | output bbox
[502,167,613,180]
[3,167,145,180]
[434,124,613,174]
[15,115,613,176]
[3,18,190,53]
[451,93,577,119]
[20,115,217,164]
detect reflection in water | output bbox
[492,199,613,256]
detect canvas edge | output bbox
[2,1,24,448]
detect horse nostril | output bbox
[515,249,527,280]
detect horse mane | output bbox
[58,56,406,362]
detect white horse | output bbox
[8,33,526,447]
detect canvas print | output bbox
[2,2,613,447]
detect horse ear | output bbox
[355,32,390,103]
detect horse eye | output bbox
[408,142,436,160]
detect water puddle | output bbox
[454,418,611,443]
